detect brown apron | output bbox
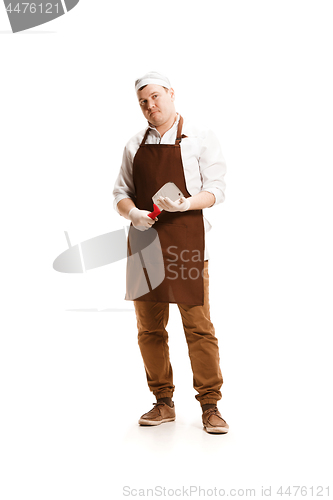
[126,115,205,306]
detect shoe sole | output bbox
[204,425,229,434]
[138,417,176,426]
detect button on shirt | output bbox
[113,114,227,259]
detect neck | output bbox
[155,112,178,137]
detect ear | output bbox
[169,87,175,101]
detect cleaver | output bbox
[148,182,185,219]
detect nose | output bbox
[147,99,156,111]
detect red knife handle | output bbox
[148,204,161,219]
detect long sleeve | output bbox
[198,129,227,206]
[113,146,136,213]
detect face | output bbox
[137,84,176,127]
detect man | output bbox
[113,71,228,434]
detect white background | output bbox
[1,1,332,498]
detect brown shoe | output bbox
[202,407,229,434]
[138,402,176,426]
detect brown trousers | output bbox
[134,261,223,406]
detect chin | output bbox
[150,117,163,126]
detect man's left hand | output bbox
[157,196,191,212]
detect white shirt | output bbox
[113,114,227,259]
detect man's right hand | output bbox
[128,207,158,231]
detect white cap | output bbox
[135,71,171,92]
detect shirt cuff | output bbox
[113,195,134,214]
[202,187,225,206]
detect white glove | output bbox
[156,196,191,212]
[128,207,157,231]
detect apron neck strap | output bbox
[140,127,151,146]
[175,115,185,145]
